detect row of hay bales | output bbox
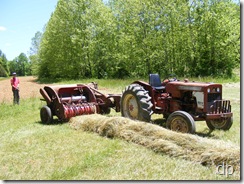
[69,114,240,172]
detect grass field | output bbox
[0,77,240,180]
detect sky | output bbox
[0,0,58,60]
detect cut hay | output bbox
[69,114,240,171]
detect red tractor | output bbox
[120,74,233,133]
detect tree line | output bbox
[0,50,9,77]
[1,0,240,80]
[0,50,31,77]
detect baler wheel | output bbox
[121,84,153,122]
[40,106,53,124]
[206,117,233,131]
[166,111,196,134]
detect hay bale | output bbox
[69,114,240,172]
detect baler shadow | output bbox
[37,119,67,125]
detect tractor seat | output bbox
[149,74,165,91]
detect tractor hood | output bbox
[167,80,222,91]
[165,80,222,98]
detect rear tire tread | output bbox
[121,84,153,122]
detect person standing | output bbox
[10,72,20,105]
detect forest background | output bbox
[0,0,240,80]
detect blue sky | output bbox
[0,0,58,60]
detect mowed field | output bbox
[0,76,240,180]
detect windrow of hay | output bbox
[69,114,240,172]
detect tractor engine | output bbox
[165,80,231,120]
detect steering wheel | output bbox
[163,74,178,82]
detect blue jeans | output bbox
[13,89,19,105]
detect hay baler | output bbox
[39,83,121,124]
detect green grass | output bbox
[0,79,240,180]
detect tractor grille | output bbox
[207,93,221,103]
[207,93,221,112]
[209,100,231,114]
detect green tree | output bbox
[9,53,31,76]
[0,50,9,77]
[29,31,43,76]
[189,0,240,77]
[37,0,240,80]
[38,0,116,79]
[30,31,43,55]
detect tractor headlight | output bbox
[207,88,211,93]
[217,87,220,92]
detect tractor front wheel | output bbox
[121,84,153,122]
[206,117,233,131]
[166,111,196,134]
[40,106,53,124]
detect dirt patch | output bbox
[0,76,47,104]
[223,82,240,88]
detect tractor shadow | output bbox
[195,129,215,138]
[152,118,215,138]
[152,118,167,128]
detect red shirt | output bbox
[11,77,20,90]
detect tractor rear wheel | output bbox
[40,106,53,124]
[121,84,153,122]
[206,117,233,131]
[166,111,196,134]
